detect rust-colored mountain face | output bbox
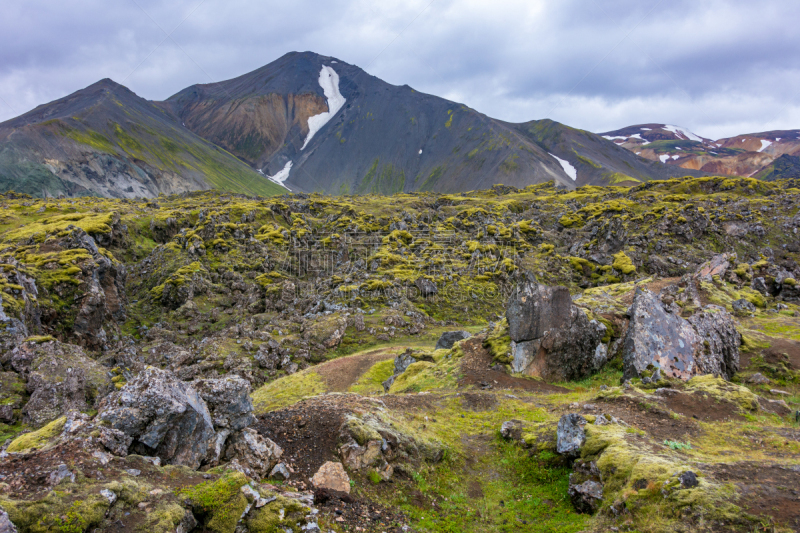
[600,124,800,179]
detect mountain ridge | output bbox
[1,51,705,197]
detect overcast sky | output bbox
[1,0,799,139]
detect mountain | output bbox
[600,123,800,179]
[164,52,699,194]
[0,79,285,198]
[0,52,702,198]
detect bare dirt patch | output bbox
[457,336,570,394]
[710,462,800,531]
[315,346,403,392]
[592,393,703,441]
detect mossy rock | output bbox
[343,415,382,446]
[684,374,759,411]
[6,416,65,453]
[245,493,310,533]
[180,472,249,533]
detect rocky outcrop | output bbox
[222,428,283,479]
[568,459,604,514]
[506,278,605,381]
[98,367,216,468]
[65,227,126,350]
[622,288,740,380]
[2,340,113,427]
[0,260,40,353]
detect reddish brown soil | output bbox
[591,393,703,441]
[457,335,570,393]
[661,390,745,423]
[710,462,800,531]
[315,346,402,392]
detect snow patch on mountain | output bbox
[603,135,627,142]
[302,66,346,150]
[662,125,703,142]
[267,161,293,191]
[758,140,772,152]
[659,155,671,163]
[548,153,576,181]
[629,133,650,145]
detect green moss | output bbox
[7,416,65,453]
[179,472,249,533]
[252,370,326,414]
[348,359,395,394]
[2,491,110,533]
[684,374,759,411]
[612,251,637,275]
[24,335,55,344]
[559,213,584,228]
[143,503,186,533]
[246,494,309,533]
[344,416,382,445]
[483,318,512,364]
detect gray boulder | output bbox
[694,253,734,283]
[415,277,438,297]
[194,377,255,431]
[556,414,587,457]
[687,306,741,379]
[98,367,215,468]
[506,280,604,381]
[731,298,756,317]
[435,331,472,350]
[500,420,523,441]
[622,288,740,381]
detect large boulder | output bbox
[622,288,741,380]
[98,367,215,468]
[434,331,471,350]
[506,279,605,381]
[4,340,114,427]
[194,377,255,432]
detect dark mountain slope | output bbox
[0,79,284,197]
[165,52,699,194]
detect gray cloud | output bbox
[1,0,799,139]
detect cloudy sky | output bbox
[1,0,799,139]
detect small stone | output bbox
[269,463,291,480]
[770,389,791,395]
[125,469,141,477]
[500,420,523,441]
[49,464,75,485]
[746,373,770,385]
[100,489,117,505]
[679,471,699,489]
